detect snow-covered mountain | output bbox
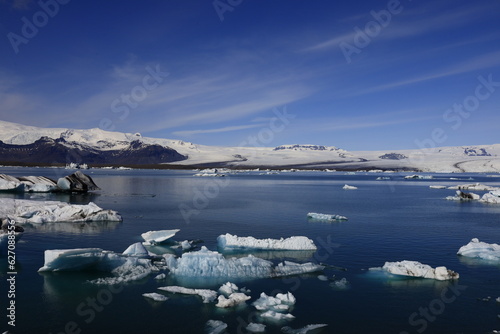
[0,120,499,172]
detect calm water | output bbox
[1,167,500,334]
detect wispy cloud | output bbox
[172,123,265,137]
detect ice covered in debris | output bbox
[343,184,357,190]
[307,212,348,221]
[377,261,459,280]
[205,320,227,334]
[217,233,317,250]
[165,247,324,279]
[215,292,251,308]
[141,229,180,245]
[158,286,217,303]
[142,292,168,302]
[0,171,100,193]
[457,238,500,261]
[38,247,155,284]
[446,190,481,201]
[0,198,122,224]
[281,324,328,334]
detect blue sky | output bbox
[0,0,499,150]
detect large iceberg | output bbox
[165,246,324,279]
[38,247,155,284]
[141,229,180,245]
[217,233,317,251]
[457,238,500,261]
[0,171,100,193]
[0,198,122,224]
[307,212,348,221]
[375,261,459,280]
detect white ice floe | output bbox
[457,238,500,261]
[142,292,168,302]
[0,198,122,224]
[307,212,348,221]
[376,261,459,280]
[429,185,447,189]
[404,175,433,179]
[205,320,227,334]
[447,183,498,191]
[446,190,481,201]
[281,324,328,334]
[218,282,239,296]
[260,310,295,321]
[122,242,149,256]
[215,292,251,308]
[180,240,192,250]
[154,273,166,280]
[165,246,324,279]
[481,190,500,204]
[246,323,266,333]
[217,233,317,250]
[38,247,155,284]
[253,292,296,313]
[342,184,357,190]
[158,286,217,303]
[141,229,180,245]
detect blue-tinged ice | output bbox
[458,238,500,261]
[141,229,180,245]
[122,242,149,256]
[217,233,317,250]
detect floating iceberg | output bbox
[246,323,266,333]
[122,242,149,256]
[165,247,324,280]
[446,190,481,201]
[404,175,433,179]
[38,247,155,284]
[281,324,328,334]
[141,229,180,245]
[217,233,317,251]
[330,277,350,290]
[448,183,498,191]
[307,212,348,221]
[142,292,168,302]
[0,198,122,224]
[260,310,294,321]
[0,171,99,193]
[252,292,295,312]
[215,292,250,308]
[481,190,500,204]
[157,286,217,303]
[342,184,357,190]
[218,282,239,296]
[457,238,500,261]
[205,320,227,334]
[429,185,447,189]
[56,171,100,192]
[376,261,459,280]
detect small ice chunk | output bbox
[317,275,328,281]
[307,212,347,221]
[343,184,357,190]
[281,324,328,334]
[253,292,295,312]
[330,278,350,290]
[205,320,227,334]
[180,240,192,250]
[429,185,447,189]
[218,282,239,296]
[217,233,317,250]
[142,292,168,302]
[481,191,500,204]
[457,238,500,261]
[141,229,180,245]
[154,273,166,280]
[260,310,295,321]
[122,242,149,256]
[158,286,217,303]
[380,261,459,280]
[246,323,266,333]
[215,292,251,308]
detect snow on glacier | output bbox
[217,233,317,250]
[457,238,500,261]
[307,212,348,221]
[141,229,180,245]
[0,198,122,224]
[165,246,324,279]
[373,261,459,280]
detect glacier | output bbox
[217,233,317,250]
[457,238,500,261]
[165,246,324,280]
[307,212,348,221]
[0,198,122,224]
[141,229,180,245]
[374,261,459,280]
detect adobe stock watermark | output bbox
[411,74,499,164]
[340,0,403,64]
[99,64,169,132]
[212,0,243,22]
[7,0,71,54]
[48,283,124,334]
[399,283,467,334]
[178,106,295,224]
